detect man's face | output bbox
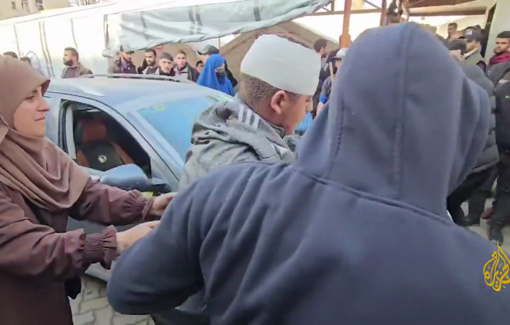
[466,40,478,52]
[63,51,74,66]
[121,51,134,62]
[271,91,313,135]
[175,53,187,68]
[196,62,204,73]
[145,52,156,66]
[448,25,457,37]
[494,38,510,54]
[159,58,173,73]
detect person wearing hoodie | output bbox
[134,34,319,325]
[107,23,509,324]
[446,62,499,225]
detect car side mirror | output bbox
[99,164,152,191]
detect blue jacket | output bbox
[108,23,508,324]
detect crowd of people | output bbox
[0,21,510,325]
[107,44,237,95]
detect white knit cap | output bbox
[240,35,321,96]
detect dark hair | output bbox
[176,50,187,57]
[239,73,299,111]
[145,48,157,56]
[3,51,18,59]
[313,39,328,52]
[20,56,31,64]
[497,31,510,39]
[64,47,79,60]
[196,60,203,67]
[160,52,173,61]
[448,22,458,28]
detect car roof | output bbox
[46,77,214,107]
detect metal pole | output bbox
[341,0,353,47]
[380,0,387,26]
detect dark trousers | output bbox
[491,152,510,227]
[447,167,495,225]
[466,166,498,220]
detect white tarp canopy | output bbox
[0,0,330,77]
[104,0,331,55]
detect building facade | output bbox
[0,0,71,20]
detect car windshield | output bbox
[138,94,231,159]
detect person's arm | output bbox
[108,183,204,315]
[0,186,117,280]
[68,178,154,226]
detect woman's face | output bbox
[13,86,49,137]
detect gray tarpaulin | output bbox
[104,0,331,55]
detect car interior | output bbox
[61,101,152,176]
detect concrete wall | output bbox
[0,0,25,20]
[486,0,510,58]
[0,0,69,20]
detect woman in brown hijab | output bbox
[0,56,173,324]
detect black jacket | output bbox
[494,63,510,152]
[462,63,499,172]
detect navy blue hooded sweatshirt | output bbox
[108,23,510,324]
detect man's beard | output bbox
[63,60,73,67]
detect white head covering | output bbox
[241,35,321,96]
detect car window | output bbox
[138,95,229,159]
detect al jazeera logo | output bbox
[483,244,510,292]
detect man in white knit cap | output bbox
[179,34,321,189]
[150,34,321,325]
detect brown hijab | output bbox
[0,56,89,211]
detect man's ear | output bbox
[270,90,287,115]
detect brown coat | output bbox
[0,178,153,325]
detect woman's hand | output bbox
[150,192,177,218]
[116,221,160,254]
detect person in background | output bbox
[485,57,510,243]
[197,54,233,95]
[463,29,486,72]
[173,50,199,82]
[312,38,330,116]
[108,46,137,74]
[195,60,204,74]
[197,44,237,88]
[448,38,467,61]
[446,62,498,226]
[61,47,92,79]
[154,52,175,76]
[107,23,509,324]
[139,49,158,75]
[317,48,347,116]
[488,31,510,72]
[20,57,31,66]
[3,51,18,59]
[142,34,320,325]
[0,56,174,325]
[447,22,458,41]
